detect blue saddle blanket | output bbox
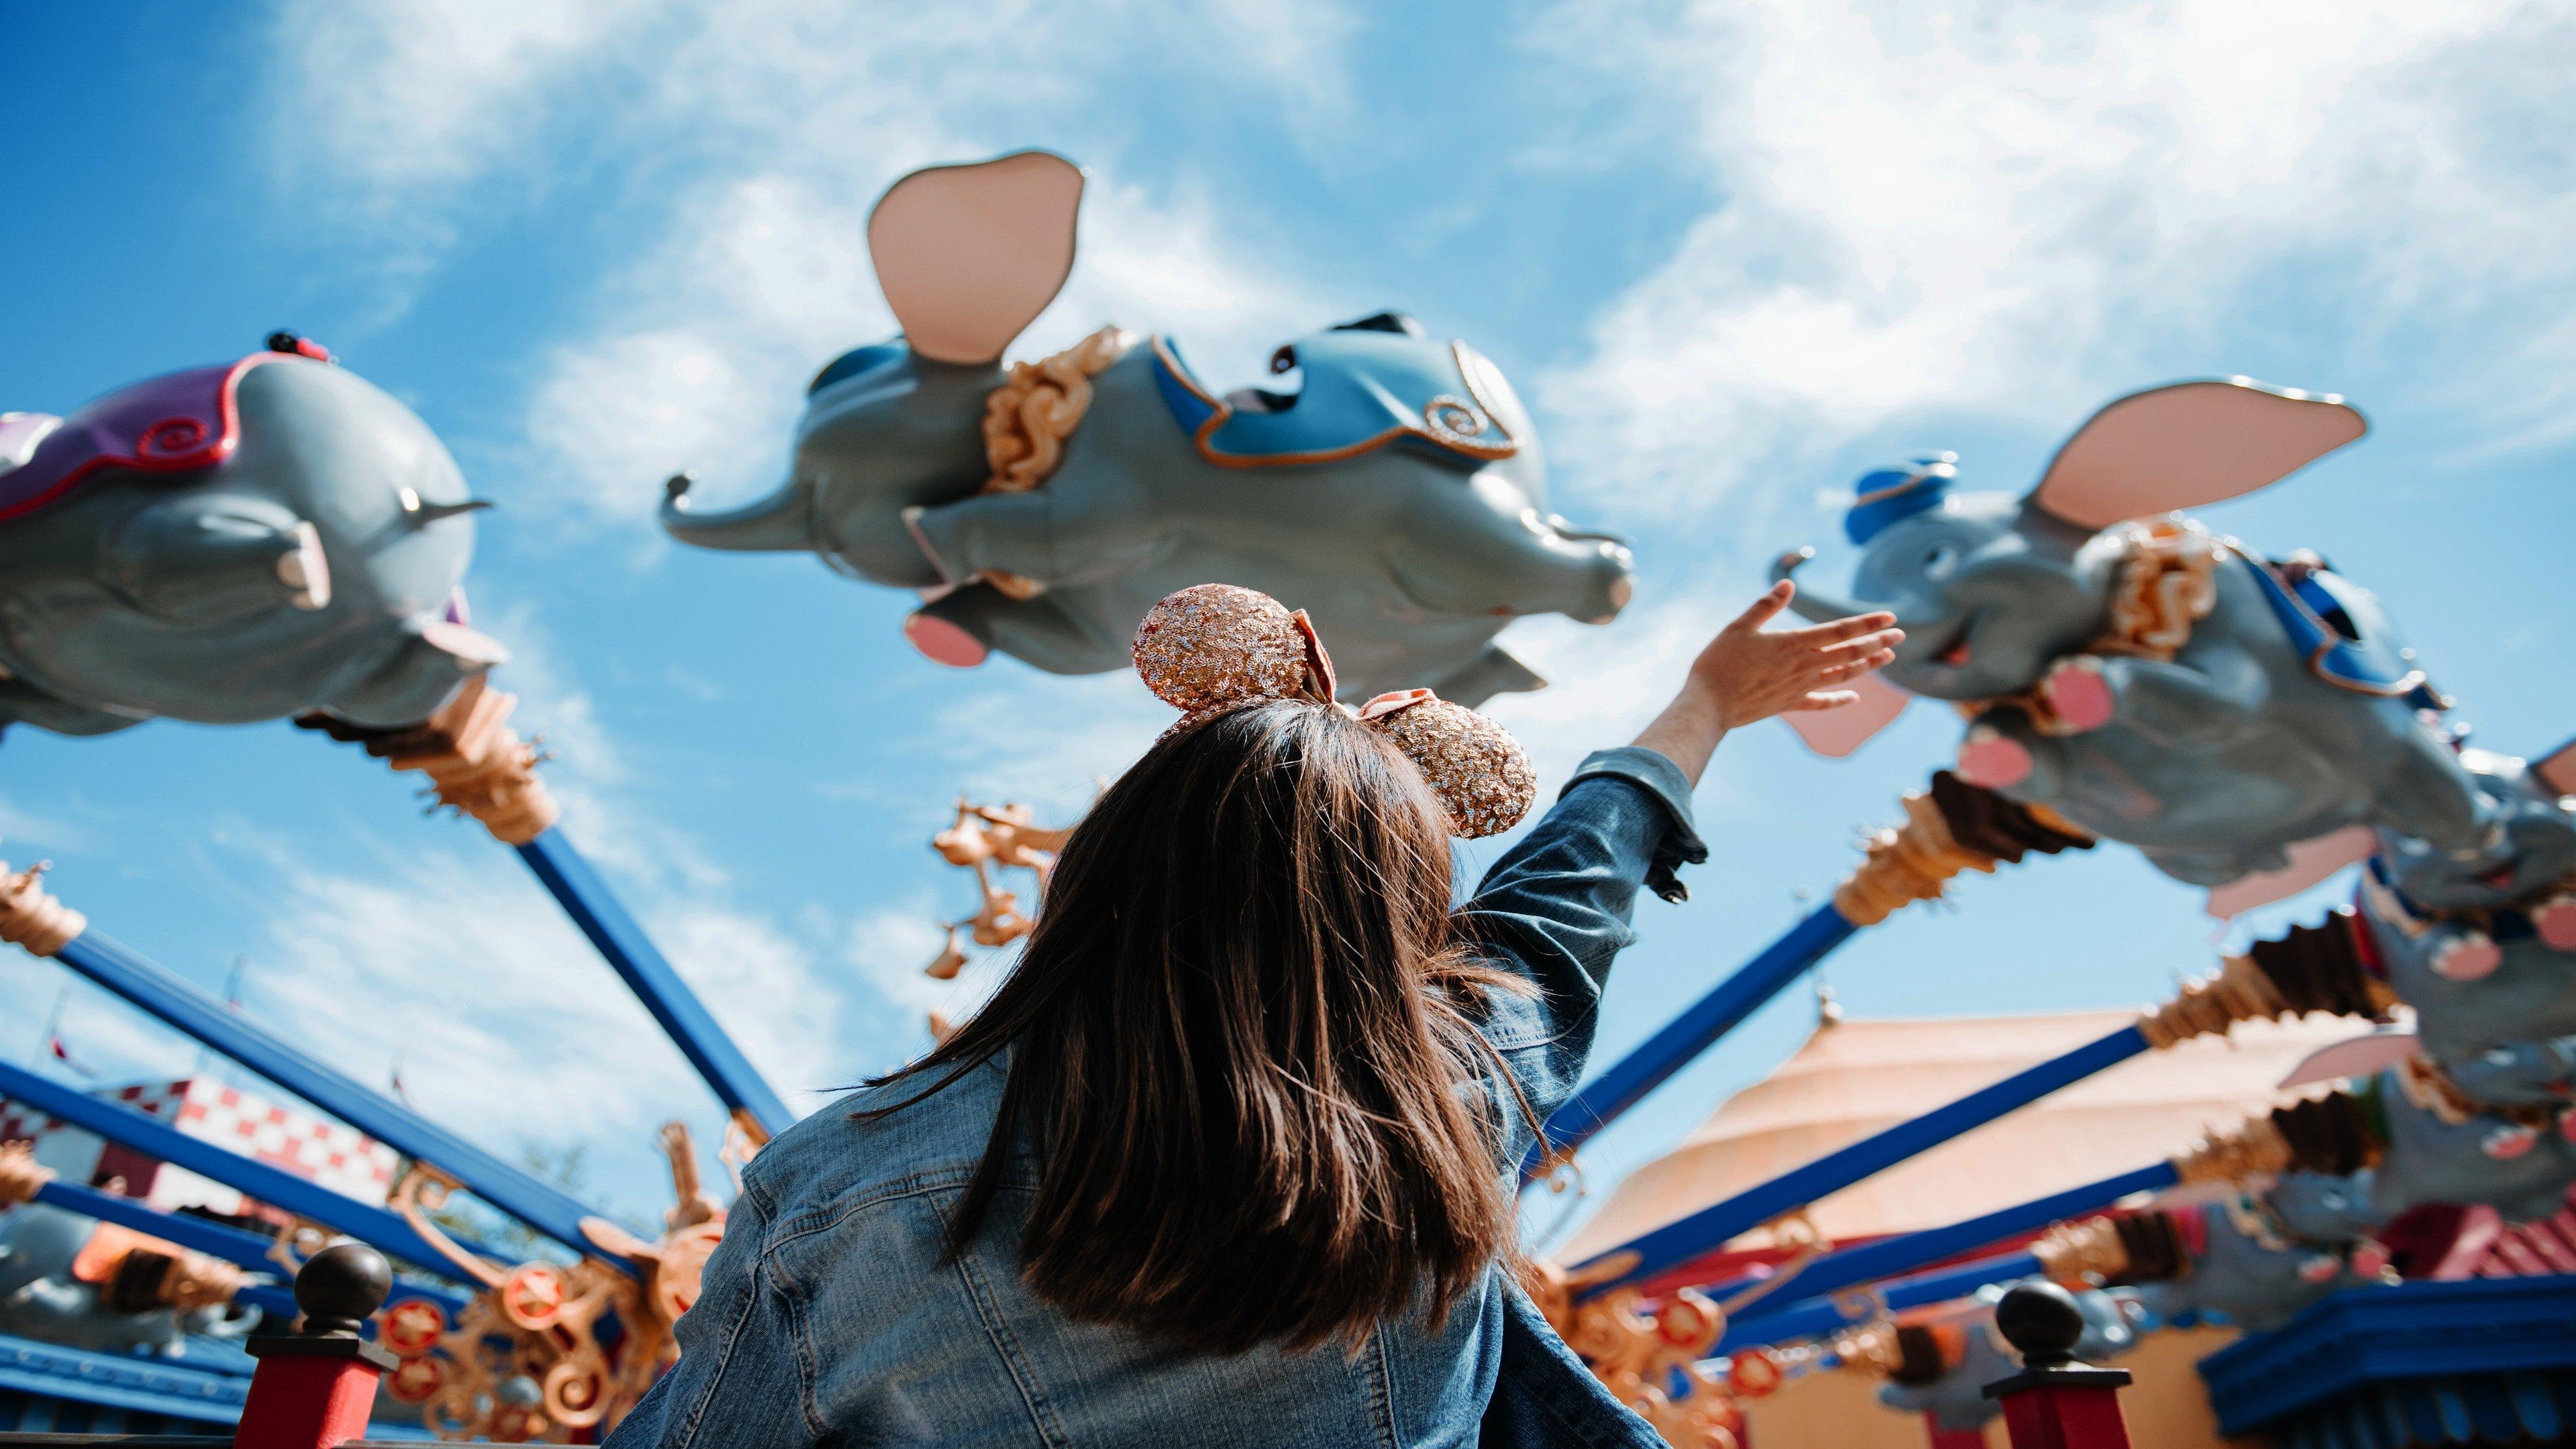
[2245,557,2439,709]
[1150,329,1523,468]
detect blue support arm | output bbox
[1578,1024,2154,1292]
[0,1055,470,1280]
[1524,904,1859,1180]
[1716,1248,2049,1353]
[21,1179,469,1318]
[42,929,625,1269]
[1709,1162,2179,1329]
[517,829,793,1139]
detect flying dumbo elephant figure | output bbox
[659,151,1634,706]
[0,335,502,741]
[1772,379,2491,888]
[2361,1064,2576,1222]
[2133,1178,2391,1333]
[2358,745,2576,1056]
[0,1202,248,1355]
[1876,1282,2137,1433]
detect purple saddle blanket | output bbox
[0,352,288,523]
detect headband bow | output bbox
[1130,584,1536,839]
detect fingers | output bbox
[1814,628,1904,662]
[1812,650,1896,684]
[1733,580,1794,631]
[1790,690,1861,712]
[1789,611,1899,645]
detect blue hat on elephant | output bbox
[1843,452,1959,545]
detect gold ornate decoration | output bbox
[2137,953,2296,1049]
[1521,1256,1739,1447]
[920,800,1071,986]
[1831,782,2092,928]
[1714,1210,1835,1318]
[297,676,559,845]
[382,1123,731,1442]
[2396,1055,2561,1134]
[2031,1214,2131,1283]
[0,856,85,956]
[0,1140,56,1209]
[969,325,1140,598]
[2169,1112,2294,1186]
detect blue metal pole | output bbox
[1523,903,1859,1179]
[1579,1024,2154,1292]
[0,1055,463,1278]
[1715,1248,2047,1353]
[22,1179,469,1318]
[1707,1163,2178,1328]
[517,829,793,1138]
[47,929,621,1265]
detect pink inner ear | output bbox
[2278,1030,2422,1089]
[869,152,1084,366]
[2030,380,2367,530]
[2204,824,2377,920]
[1781,671,1909,757]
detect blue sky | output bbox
[1,1,2571,1240]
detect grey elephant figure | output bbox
[0,1203,245,1356]
[1772,380,2489,887]
[659,152,1633,706]
[0,336,502,741]
[2363,1066,2576,1223]
[2135,1177,2390,1334]
[2360,747,2576,1061]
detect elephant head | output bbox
[0,337,502,738]
[659,150,1083,586]
[2375,747,2576,911]
[1772,378,2367,708]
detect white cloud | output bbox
[1532,0,2576,517]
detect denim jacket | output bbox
[607,747,1706,1448]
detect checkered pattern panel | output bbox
[0,1077,398,1214]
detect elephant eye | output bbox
[1922,543,1960,581]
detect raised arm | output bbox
[1459,582,1897,1140]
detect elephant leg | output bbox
[1426,644,1546,709]
[904,490,1165,590]
[904,584,1126,675]
[1389,497,1633,624]
[2375,727,2492,858]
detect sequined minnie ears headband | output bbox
[1130,584,1537,839]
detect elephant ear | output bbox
[868,151,1085,366]
[2025,378,2367,531]
[2278,1027,2420,1089]
[1782,670,1911,757]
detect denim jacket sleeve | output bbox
[602,1174,818,1449]
[1454,746,1707,1165]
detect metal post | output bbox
[1581,1026,2152,1292]
[235,1243,396,1449]
[517,829,793,1139]
[1982,1283,2133,1449]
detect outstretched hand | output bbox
[1632,581,1901,786]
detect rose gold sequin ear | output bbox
[1132,584,1316,714]
[1360,692,1537,839]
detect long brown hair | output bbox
[863,700,1532,1354]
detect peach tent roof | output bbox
[1560,1005,2371,1263]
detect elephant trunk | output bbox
[658,471,816,553]
[1770,547,1876,623]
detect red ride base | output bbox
[1986,1369,2134,1449]
[233,1337,397,1448]
[1926,1417,1989,1448]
